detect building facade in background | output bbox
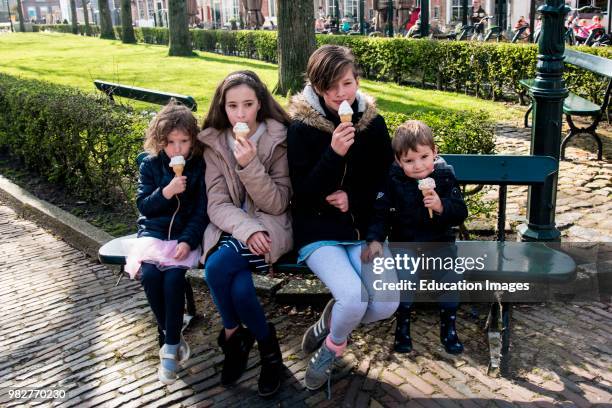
[6,0,610,33]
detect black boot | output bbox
[217,326,255,386]
[394,306,413,353]
[257,323,283,397]
[440,308,463,354]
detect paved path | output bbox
[0,121,611,407]
[0,202,611,407]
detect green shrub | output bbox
[382,110,496,155]
[0,74,147,205]
[32,27,610,103]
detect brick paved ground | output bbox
[0,120,611,407]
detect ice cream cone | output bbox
[422,189,434,218]
[172,164,184,177]
[234,131,249,142]
[418,177,436,219]
[340,114,352,123]
[233,122,250,142]
[338,100,354,124]
[169,155,186,178]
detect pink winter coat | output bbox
[197,118,293,264]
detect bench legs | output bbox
[486,297,512,377]
[561,114,604,161]
[524,104,533,128]
[185,280,197,317]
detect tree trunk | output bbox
[276,0,315,96]
[83,0,92,36]
[168,0,192,56]
[70,0,78,34]
[16,0,25,32]
[99,0,116,39]
[121,0,136,43]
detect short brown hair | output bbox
[392,120,436,158]
[306,45,359,93]
[144,99,202,157]
[203,70,290,130]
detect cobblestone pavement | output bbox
[480,120,612,243]
[0,121,611,407]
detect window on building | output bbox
[326,0,336,18]
[268,0,276,17]
[434,6,440,18]
[224,0,239,23]
[450,0,472,22]
[344,0,358,17]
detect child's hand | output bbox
[331,122,355,157]
[162,176,187,199]
[423,189,443,214]
[361,241,383,263]
[325,190,349,212]
[174,242,191,260]
[247,231,271,256]
[233,138,257,168]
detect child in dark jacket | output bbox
[125,100,208,385]
[364,120,468,355]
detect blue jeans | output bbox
[204,245,270,341]
[140,263,186,345]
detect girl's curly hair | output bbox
[144,99,202,157]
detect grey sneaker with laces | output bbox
[302,299,334,354]
[304,341,336,397]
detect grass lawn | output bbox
[0,32,523,119]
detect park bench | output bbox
[94,80,198,111]
[520,48,611,160]
[98,153,576,376]
[275,154,576,376]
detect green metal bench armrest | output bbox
[94,80,197,111]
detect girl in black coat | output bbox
[126,101,208,385]
[287,45,399,395]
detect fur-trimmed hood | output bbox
[288,84,378,134]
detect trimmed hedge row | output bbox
[0,73,147,204]
[0,74,495,208]
[32,25,611,104]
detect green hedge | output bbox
[0,74,147,204]
[0,73,496,210]
[32,25,611,104]
[34,23,101,36]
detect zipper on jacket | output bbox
[339,162,360,240]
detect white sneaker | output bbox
[178,334,191,364]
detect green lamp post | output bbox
[518,0,569,242]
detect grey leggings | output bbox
[305,244,399,344]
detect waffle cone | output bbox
[172,165,184,177]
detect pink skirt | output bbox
[123,237,201,279]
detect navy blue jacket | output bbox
[136,151,208,250]
[366,160,468,243]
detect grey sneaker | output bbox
[158,346,179,385]
[178,334,190,364]
[304,342,336,398]
[302,299,334,354]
